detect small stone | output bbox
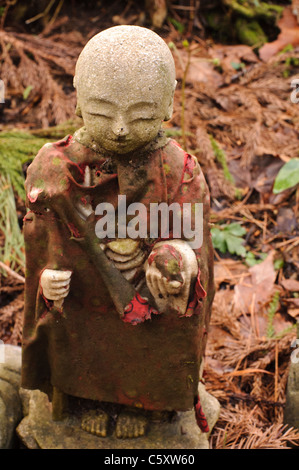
[0,345,22,449]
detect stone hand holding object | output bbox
[40,269,72,308]
[144,240,198,315]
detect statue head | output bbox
[74,25,176,155]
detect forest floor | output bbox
[1,1,299,448]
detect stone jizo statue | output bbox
[21,25,215,441]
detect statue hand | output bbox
[144,240,198,314]
[40,269,72,302]
[145,243,185,300]
[146,267,184,300]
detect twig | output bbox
[275,236,299,250]
[0,0,17,30]
[263,212,268,244]
[274,340,279,403]
[227,392,285,407]
[0,261,25,283]
[25,0,56,25]
[284,237,299,253]
[226,368,274,377]
[48,0,64,28]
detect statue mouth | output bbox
[112,139,131,146]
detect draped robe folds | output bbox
[21,133,215,412]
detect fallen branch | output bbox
[0,262,25,283]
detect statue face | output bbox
[78,68,173,155]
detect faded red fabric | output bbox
[22,133,215,414]
[123,292,159,325]
[194,394,209,433]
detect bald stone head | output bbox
[74,25,177,155]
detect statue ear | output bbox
[75,102,82,118]
[164,80,177,122]
[74,76,83,118]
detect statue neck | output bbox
[73,126,169,160]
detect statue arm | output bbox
[144,147,211,315]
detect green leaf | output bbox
[279,44,294,54]
[212,57,221,66]
[168,17,185,34]
[211,228,227,253]
[273,158,299,193]
[211,223,247,257]
[23,85,33,100]
[225,233,247,257]
[245,251,267,267]
[274,257,284,270]
[223,223,246,237]
[231,61,245,70]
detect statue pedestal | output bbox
[17,384,220,449]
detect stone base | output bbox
[284,360,299,431]
[17,383,220,449]
[0,345,22,449]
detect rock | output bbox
[284,346,299,431]
[0,344,22,449]
[17,384,220,449]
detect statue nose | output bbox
[112,117,129,137]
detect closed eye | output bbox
[86,112,112,119]
[130,117,158,123]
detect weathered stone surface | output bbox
[17,384,220,449]
[284,360,299,431]
[0,345,22,449]
[20,25,217,446]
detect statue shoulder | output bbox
[162,139,203,184]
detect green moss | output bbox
[52,156,62,166]
[163,163,171,175]
[30,117,82,140]
[224,0,283,22]
[167,258,180,275]
[266,291,280,338]
[235,18,268,47]
[209,136,234,184]
[0,130,55,200]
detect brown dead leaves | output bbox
[260,6,299,62]
[205,250,299,448]
[0,275,23,345]
[0,22,85,127]
[234,251,277,317]
[171,38,299,205]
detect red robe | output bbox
[21,133,214,414]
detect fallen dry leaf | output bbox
[259,7,299,62]
[233,251,277,315]
[214,259,249,287]
[287,307,299,318]
[281,278,299,291]
[209,44,259,75]
[173,49,224,88]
